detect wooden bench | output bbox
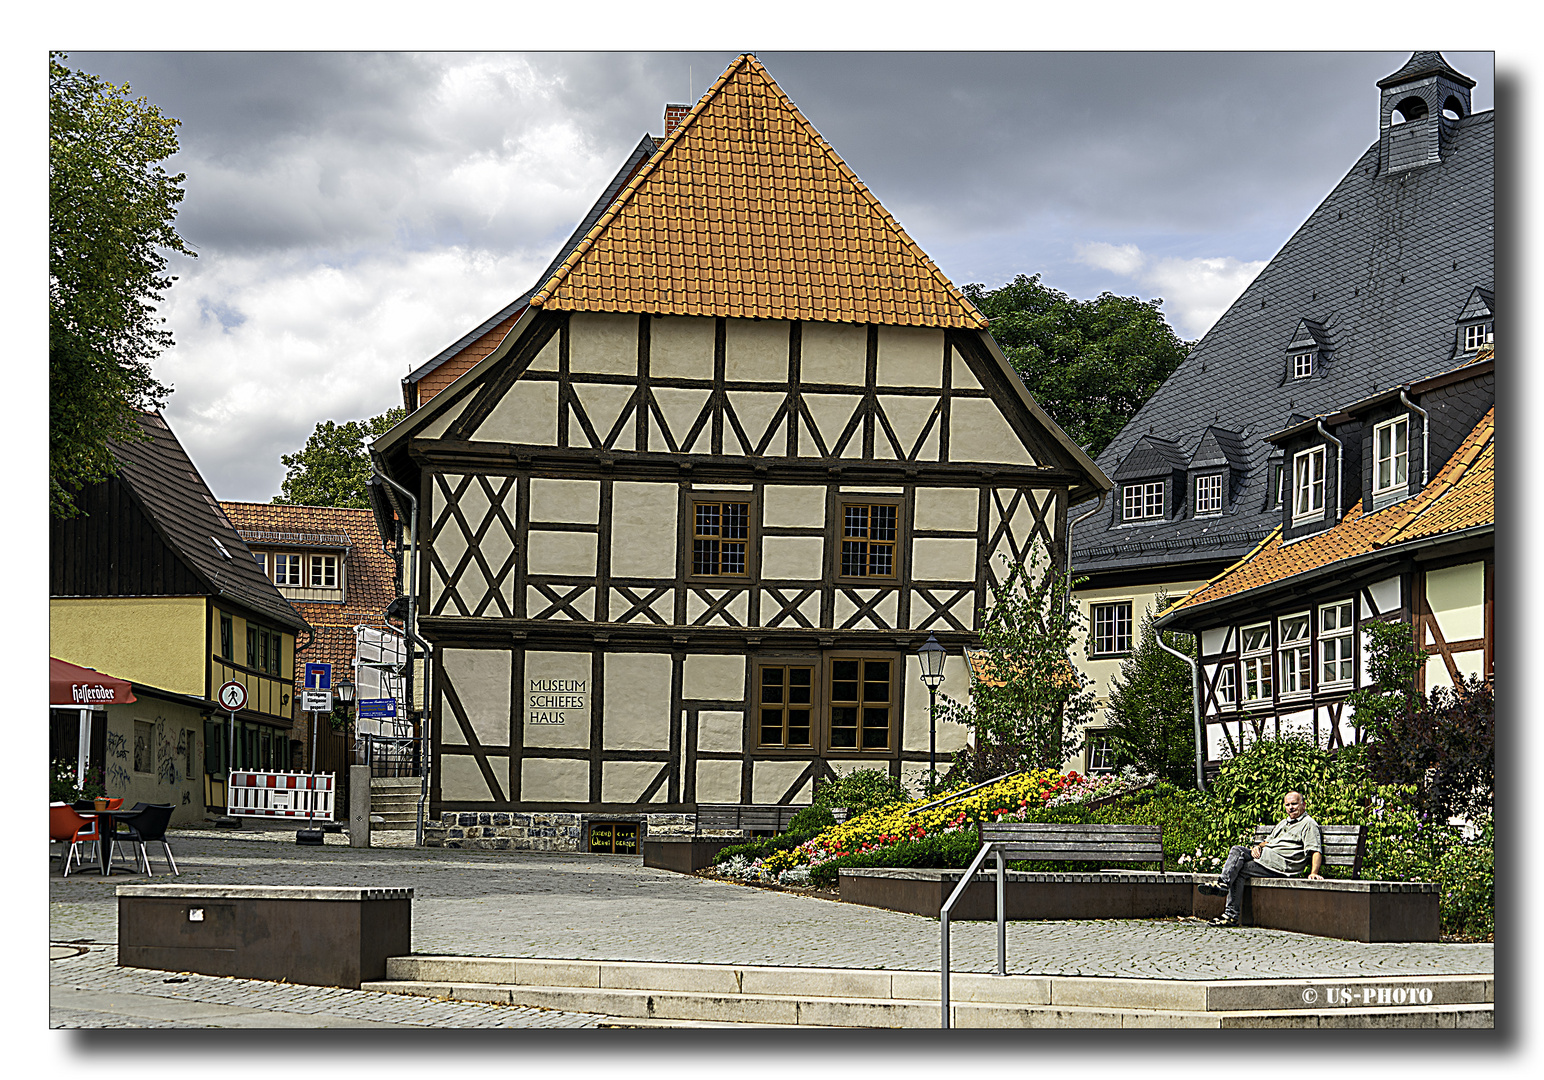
[1192,823,1438,942]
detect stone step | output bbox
[369,779,423,793]
[365,958,1491,1029]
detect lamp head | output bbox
[917,633,947,690]
[333,676,356,705]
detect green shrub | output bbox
[998,784,1209,871]
[808,829,982,888]
[1437,818,1493,939]
[812,769,908,815]
[787,805,836,836]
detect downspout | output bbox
[1315,420,1343,522]
[1063,493,1107,616]
[370,468,431,847]
[1156,634,1206,791]
[1399,390,1430,486]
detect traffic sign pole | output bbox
[216,681,248,823]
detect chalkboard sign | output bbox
[588,821,639,854]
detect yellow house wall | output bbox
[50,597,207,697]
[98,696,207,825]
[209,604,296,721]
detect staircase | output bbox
[369,777,423,832]
[364,957,1492,1028]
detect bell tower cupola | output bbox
[1377,51,1475,175]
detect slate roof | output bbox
[109,413,308,632]
[401,133,661,397]
[1158,406,1493,625]
[220,502,403,682]
[530,54,988,328]
[1072,56,1491,580]
[1377,51,1476,89]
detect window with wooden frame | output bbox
[1121,481,1164,522]
[252,551,267,574]
[1194,474,1223,516]
[838,500,900,580]
[1373,416,1409,497]
[1216,663,1238,708]
[220,613,233,661]
[691,500,751,578]
[272,552,303,587]
[1291,350,1316,380]
[1278,613,1312,697]
[1089,601,1133,657]
[1319,601,1356,687]
[756,663,816,749]
[1086,732,1116,774]
[1241,623,1273,706]
[310,553,339,589]
[1463,321,1492,352]
[1292,446,1326,521]
[1270,463,1284,509]
[827,656,896,752]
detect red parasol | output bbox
[50,657,137,706]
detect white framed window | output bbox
[1373,417,1409,496]
[273,552,302,586]
[1087,733,1116,774]
[1241,623,1273,706]
[1278,613,1312,696]
[1195,474,1223,515]
[253,551,267,573]
[1090,601,1134,657]
[1269,463,1284,508]
[1291,351,1315,379]
[1216,664,1237,708]
[311,554,339,589]
[1292,446,1326,521]
[1463,322,1492,351]
[1122,481,1164,522]
[1319,601,1356,687]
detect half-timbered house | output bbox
[1153,350,1493,771]
[370,55,1109,846]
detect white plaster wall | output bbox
[763,485,826,528]
[1368,576,1403,616]
[902,653,972,753]
[726,319,791,382]
[914,487,978,532]
[418,394,470,440]
[572,384,636,446]
[950,346,982,390]
[525,585,594,621]
[650,315,716,381]
[801,321,866,385]
[1070,580,1208,723]
[569,312,639,376]
[912,538,977,582]
[528,333,560,372]
[474,381,559,445]
[763,536,825,579]
[876,325,944,388]
[1201,627,1229,656]
[440,754,497,802]
[603,653,673,749]
[696,711,743,753]
[522,651,592,749]
[652,387,712,452]
[611,482,678,577]
[687,590,750,624]
[752,760,811,804]
[951,398,1035,465]
[878,395,938,458]
[683,654,745,700]
[803,393,862,453]
[694,760,742,803]
[1425,562,1485,642]
[521,757,590,802]
[602,761,668,803]
[440,648,511,746]
[526,532,597,577]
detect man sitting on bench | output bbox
[1199,790,1323,927]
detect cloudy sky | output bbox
[64,50,1494,503]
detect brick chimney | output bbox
[663,103,689,139]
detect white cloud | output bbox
[1075,241,1266,340]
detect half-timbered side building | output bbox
[1155,351,1493,771]
[372,55,1108,845]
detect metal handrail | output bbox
[906,769,1025,817]
[939,839,1009,1029]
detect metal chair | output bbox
[49,803,101,877]
[111,803,178,876]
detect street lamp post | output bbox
[917,634,947,795]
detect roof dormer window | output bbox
[1194,474,1224,516]
[1455,287,1493,355]
[1122,481,1165,522]
[1292,446,1326,522]
[1291,350,1315,380]
[1463,322,1493,352]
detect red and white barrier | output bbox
[228,771,335,822]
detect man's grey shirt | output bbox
[1256,814,1323,875]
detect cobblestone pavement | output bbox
[49,944,618,1028]
[51,827,1492,985]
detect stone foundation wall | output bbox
[423,811,721,852]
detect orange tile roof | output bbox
[1164,408,1493,617]
[530,55,987,329]
[220,502,402,679]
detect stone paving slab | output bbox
[50,832,1492,984]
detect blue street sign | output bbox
[304,662,332,690]
[357,697,398,719]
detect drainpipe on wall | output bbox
[1156,634,1206,791]
[1315,419,1344,522]
[1399,390,1430,487]
[1062,493,1107,617]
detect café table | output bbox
[73,802,137,877]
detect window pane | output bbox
[862,708,890,749]
[693,538,718,576]
[844,505,869,538]
[722,503,748,540]
[871,505,896,542]
[841,540,867,577]
[867,544,893,577]
[789,668,812,704]
[829,707,858,747]
[760,668,784,704]
[721,541,746,575]
[862,660,890,701]
[696,503,720,535]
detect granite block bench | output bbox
[117,884,412,988]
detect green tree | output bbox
[1103,600,1199,787]
[962,274,1190,457]
[50,52,193,517]
[275,408,406,508]
[940,549,1095,783]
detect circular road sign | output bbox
[218,680,248,712]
